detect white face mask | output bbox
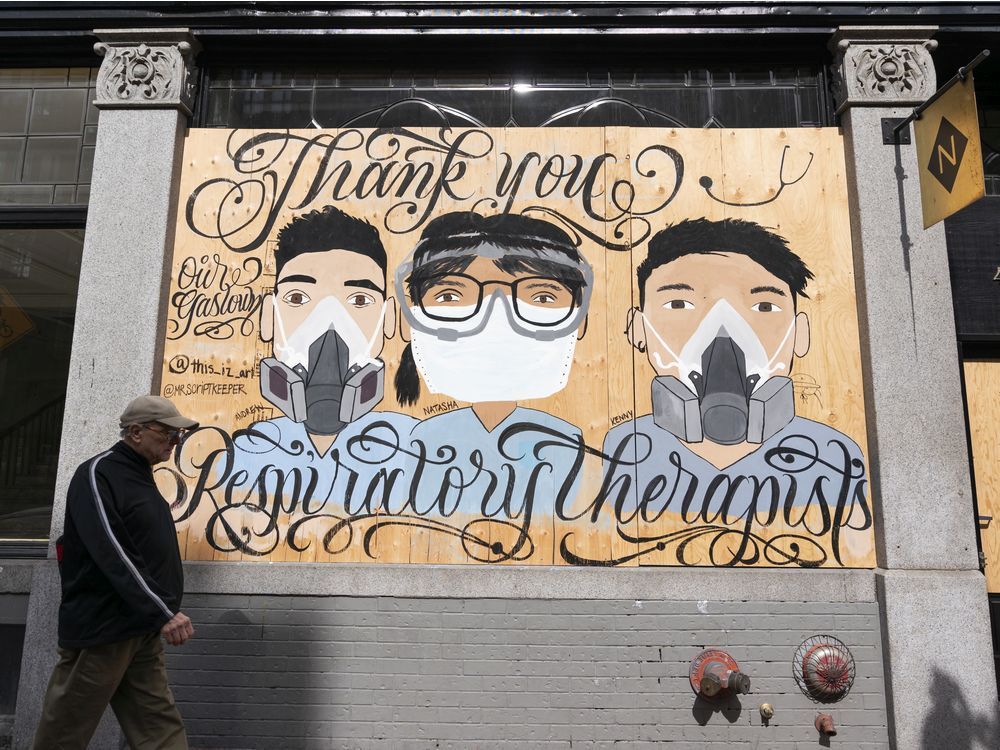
[409,296,577,403]
[272,294,385,371]
[643,299,795,395]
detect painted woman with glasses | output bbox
[395,211,592,533]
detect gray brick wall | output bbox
[167,596,889,750]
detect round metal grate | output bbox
[792,634,856,703]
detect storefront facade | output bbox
[1,4,998,748]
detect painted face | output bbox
[269,250,387,358]
[406,252,586,403]
[641,252,800,381]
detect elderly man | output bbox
[32,395,198,750]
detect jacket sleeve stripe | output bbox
[88,452,175,620]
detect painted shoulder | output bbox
[602,414,674,451]
[778,416,867,461]
[511,406,582,437]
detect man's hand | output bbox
[161,612,194,646]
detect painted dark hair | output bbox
[396,211,585,406]
[274,205,387,278]
[637,218,813,308]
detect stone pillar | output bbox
[830,26,999,749]
[12,29,200,750]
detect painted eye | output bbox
[434,290,463,304]
[751,301,782,313]
[664,300,694,310]
[348,292,376,308]
[532,292,557,304]
[282,290,311,307]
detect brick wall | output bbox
[167,595,889,749]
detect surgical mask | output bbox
[643,300,796,445]
[260,295,386,435]
[410,295,577,403]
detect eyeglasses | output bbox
[142,424,186,442]
[414,274,580,326]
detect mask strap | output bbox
[271,293,293,352]
[357,302,387,366]
[640,311,683,372]
[764,318,797,373]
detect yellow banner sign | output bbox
[159,127,875,568]
[0,285,34,352]
[914,72,986,228]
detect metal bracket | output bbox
[978,514,993,529]
[882,118,911,145]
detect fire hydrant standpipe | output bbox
[689,649,752,699]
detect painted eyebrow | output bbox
[427,278,469,288]
[276,274,317,285]
[523,281,565,290]
[345,278,386,296]
[750,285,787,297]
[656,283,694,292]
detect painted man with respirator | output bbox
[603,218,867,520]
[394,212,591,522]
[231,206,416,511]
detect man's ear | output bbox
[576,315,588,340]
[626,307,646,353]
[260,294,274,343]
[383,297,397,339]
[793,311,810,357]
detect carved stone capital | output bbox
[829,27,938,114]
[93,29,201,116]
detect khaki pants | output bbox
[32,632,188,750]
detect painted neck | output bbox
[472,401,517,432]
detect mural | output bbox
[158,127,874,567]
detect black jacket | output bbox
[56,441,183,648]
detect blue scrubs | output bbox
[601,415,868,521]
[408,406,585,520]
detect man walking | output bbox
[32,395,199,750]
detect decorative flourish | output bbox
[560,524,828,567]
[830,38,936,110]
[93,37,198,113]
[855,45,927,97]
[699,145,813,207]
[286,512,535,563]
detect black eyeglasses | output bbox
[414,273,580,326]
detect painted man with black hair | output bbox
[603,218,868,521]
[231,205,416,514]
[396,211,592,522]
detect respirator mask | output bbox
[643,300,796,445]
[260,295,386,435]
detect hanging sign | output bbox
[914,72,986,228]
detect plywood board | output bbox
[964,359,1000,592]
[156,126,875,568]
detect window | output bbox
[0,67,98,206]
[0,228,83,542]
[202,65,831,130]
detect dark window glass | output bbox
[0,228,83,539]
[0,68,99,206]
[202,65,832,130]
[0,623,26,714]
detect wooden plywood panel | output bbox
[158,126,875,568]
[964,360,1000,592]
